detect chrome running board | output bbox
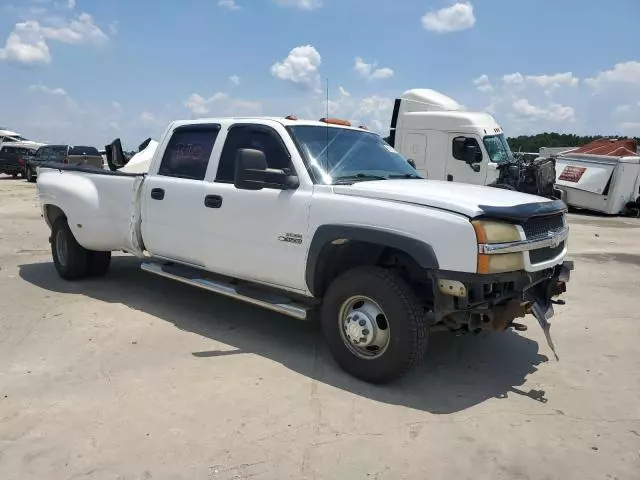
[140,262,311,320]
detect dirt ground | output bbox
[1,175,639,480]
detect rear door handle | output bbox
[204,195,223,208]
[151,188,165,200]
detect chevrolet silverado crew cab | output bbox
[36,116,573,383]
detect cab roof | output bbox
[400,110,502,134]
[170,116,376,133]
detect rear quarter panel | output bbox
[38,169,143,252]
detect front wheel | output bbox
[321,267,428,384]
[26,166,36,183]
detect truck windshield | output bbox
[287,126,421,184]
[483,134,514,165]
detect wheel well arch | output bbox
[306,225,439,297]
[43,204,66,229]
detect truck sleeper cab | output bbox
[386,89,559,198]
[36,116,573,384]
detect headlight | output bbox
[472,220,520,243]
[472,220,524,274]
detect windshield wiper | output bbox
[332,173,387,185]
[388,173,422,179]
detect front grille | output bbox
[521,214,564,240]
[529,241,565,264]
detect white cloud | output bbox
[503,72,525,85]
[230,74,241,86]
[0,13,109,66]
[0,21,51,66]
[41,13,108,46]
[218,0,241,10]
[184,93,225,116]
[271,45,322,91]
[273,0,322,9]
[29,84,67,96]
[354,57,394,81]
[139,112,156,124]
[526,72,579,89]
[473,74,493,92]
[586,61,640,89]
[512,98,575,122]
[422,2,476,33]
[308,89,393,134]
[184,92,261,118]
[68,0,76,9]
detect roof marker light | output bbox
[319,117,352,127]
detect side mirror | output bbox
[407,159,417,169]
[105,138,129,171]
[463,145,481,166]
[471,163,481,173]
[234,148,299,191]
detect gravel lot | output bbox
[1,175,639,480]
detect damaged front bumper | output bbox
[430,260,575,358]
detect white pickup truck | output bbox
[36,116,573,383]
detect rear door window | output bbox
[69,146,100,156]
[158,124,221,180]
[35,147,49,161]
[48,146,68,163]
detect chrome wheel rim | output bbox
[338,295,390,359]
[56,229,68,267]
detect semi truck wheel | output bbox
[51,217,89,280]
[321,267,428,384]
[87,251,111,277]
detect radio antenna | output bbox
[325,77,330,180]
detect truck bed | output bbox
[37,162,145,254]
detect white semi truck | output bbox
[385,89,559,199]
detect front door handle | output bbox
[204,195,223,208]
[151,188,165,200]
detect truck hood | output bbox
[332,179,564,220]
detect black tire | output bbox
[26,167,36,183]
[51,217,89,280]
[11,172,17,178]
[320,267,428,384]
[87,251,111,277]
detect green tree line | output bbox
[507,133,640,153]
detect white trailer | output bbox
[554,139,640,215]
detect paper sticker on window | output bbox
[559,166,587,182]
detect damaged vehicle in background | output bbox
[384,89,561,199]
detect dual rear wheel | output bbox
[51,217,111,280]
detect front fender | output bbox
[305,224,439,296]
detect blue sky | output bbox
[1,0,638,148]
